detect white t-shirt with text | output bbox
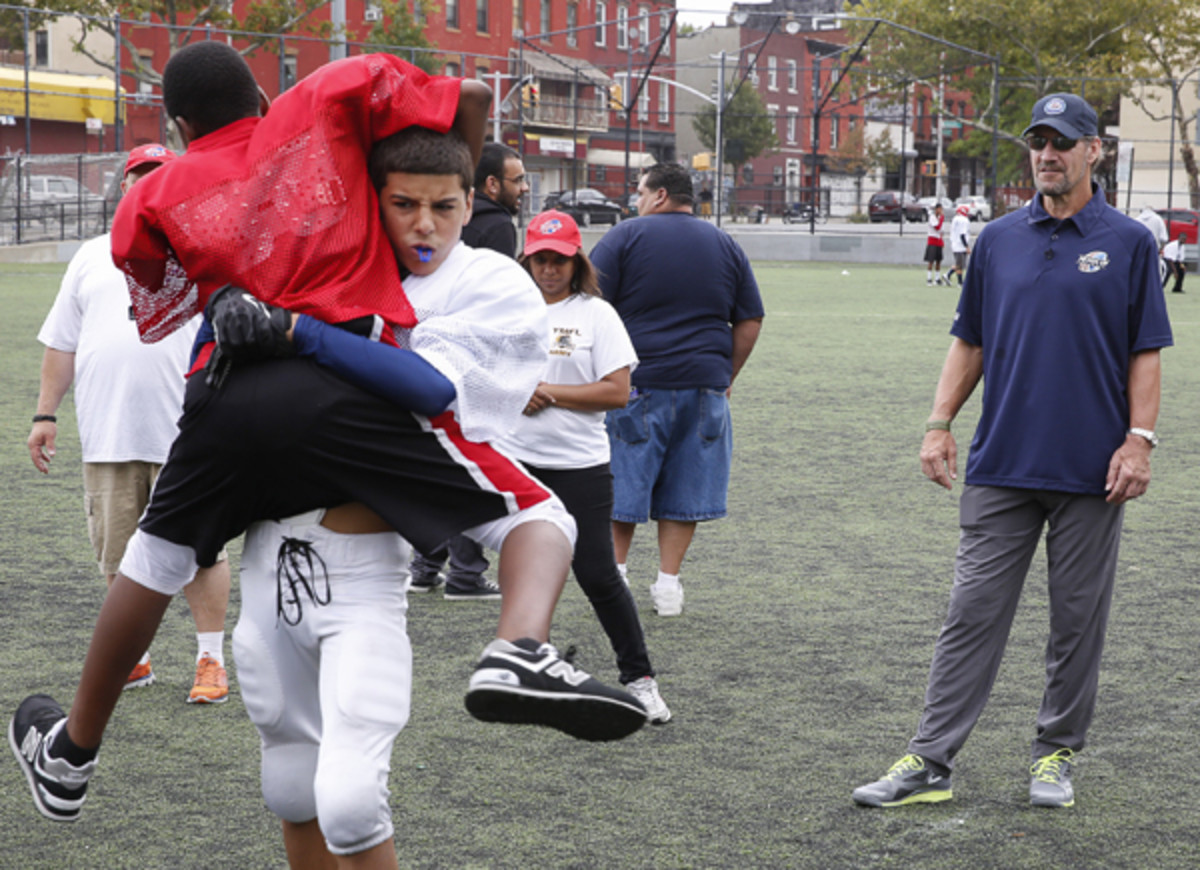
[500,293,637,470]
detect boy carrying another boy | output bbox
[10,41,645,829]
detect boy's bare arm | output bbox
[454,80,492,168]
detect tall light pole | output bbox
[714,51,726,227]
[622,24,643,198]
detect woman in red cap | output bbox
[499,210,671,723]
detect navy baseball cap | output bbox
[1022,93,1098,139]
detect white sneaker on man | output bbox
[650,581,683,616]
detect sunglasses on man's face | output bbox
[1025,134,1080,152]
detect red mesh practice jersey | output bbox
[113,54,460,342]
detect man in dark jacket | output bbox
[462,141,529,256]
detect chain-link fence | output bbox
[0,153,124,245]
[3,7,1198,245]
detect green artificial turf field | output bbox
[1,261,1197,868]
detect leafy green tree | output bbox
[361,0,439,74]
[6,0,437,87]
[19,0,336,88]
[692,81,779,172]
[1127,0,1200,207]
[848,0,1167,162]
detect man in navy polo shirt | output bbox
[853,93,1172,810]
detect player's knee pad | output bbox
[261,743,319,823]
[313,750,394,855]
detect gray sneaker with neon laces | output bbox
[1029,748,1075,808]
[852,754,953,807]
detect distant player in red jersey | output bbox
[9,42,646,836]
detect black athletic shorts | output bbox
[140,357,550,566]
[924,243,944,265]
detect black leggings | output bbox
[524,463,654,683]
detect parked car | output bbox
[955,195,992,222]
[1156,208,1199,246]
[22,174,108,224]
[917,196,955,217]
[868,190,925,223]
[543,188,623,227]
[622,192,639,219]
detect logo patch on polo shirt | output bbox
[1077,251,1109,273]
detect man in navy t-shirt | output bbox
[854,93,1172,811]
[592,163,764,617]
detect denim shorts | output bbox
[606,387,732,523]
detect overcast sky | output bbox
[677,1,735,28]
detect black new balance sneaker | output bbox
[465,638,647,741]
[8,694,96,822]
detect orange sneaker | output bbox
[187,655,229,705]
[124,658,155,690]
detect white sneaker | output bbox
[626,676,671,724]
[649,581,683,616]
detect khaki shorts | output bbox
[84,461,161,576]
[84,462,227,576]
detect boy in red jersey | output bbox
[9,43,644,829]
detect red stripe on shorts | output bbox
[427,411,551,511]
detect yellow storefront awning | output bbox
[0,67,126,125]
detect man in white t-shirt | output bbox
[1136,206,1168,250]
[948,203,972,287]
[27,144,232,704]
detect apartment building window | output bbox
[283,54,298,91]
[446,0,459,29]
[415,0,426,25]
[617,5,629,49]
[767,56,777,91]
[540,0,551,39]
[34,30,49,66]
[786,108,798,144]
[445,61,460,76]
[767,103,779,140]
[658,82,669,123]
[638,5,650,44]
[477,0,489,32]
[659,11,671,55]
[787,59,797,92]
[830,114,839,149]
[595,2,607,46]
[638,80,650,121]
[746,53,758,85]
[773,165,783,186]
[567,2,578,45]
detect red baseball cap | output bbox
[956,203,970,216]
[524,210,582,258]
[124,143,176,176]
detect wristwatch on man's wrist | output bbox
[1129,427,1159,448]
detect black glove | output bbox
[203,285,295,389]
